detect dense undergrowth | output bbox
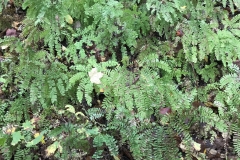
[0,0,240,159]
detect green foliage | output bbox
[0,0,7,12]
[93,134,119,159]
[1,0,240,159]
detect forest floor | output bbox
[0,3,239,160]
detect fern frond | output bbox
[232,124,240,157]
[93,134,119,159]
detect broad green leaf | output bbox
[26,132,45,147]
[11,131,23,146]
[23,120,34,130]
[49,127,65,138]
[0,137,7,146]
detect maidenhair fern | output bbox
[1,0,240,159]
[87,108,105,121]
[232,124,240,157]
[93,134,119,159]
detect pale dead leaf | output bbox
[12,21,20,29]
[192,141,201,151]
[179,142,186,151]
[222,132,229,139]
[62,45,66,51]
[1,44,10,50]
[100,88,104,92]
[88,68,103,84]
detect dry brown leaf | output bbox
[12,21,20,29]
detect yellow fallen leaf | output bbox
[65,15,73,24]
[113,155,120,160]
[6,127,16,134]
[34,132,39,138]
[181,6,187,10]
[75,112,86,118]
[34,132,45,144]
[65,105,76,114]
[45,141,59,157]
